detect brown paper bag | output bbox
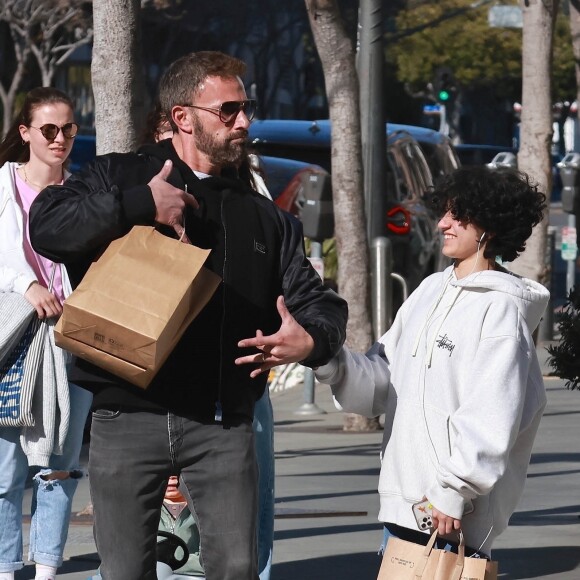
[378,530,498,580]
[55,226,220,388]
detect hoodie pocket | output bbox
[422,403,452,465]
[379,398,452,502]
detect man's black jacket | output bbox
[29,140,347,423]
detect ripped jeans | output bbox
[0,383,92,573]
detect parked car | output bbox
[68,123,447,304]
[388,123,460,180]
[69,134,97,173]
[251,155,327,215]
[248,119,449,298]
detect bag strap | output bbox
[48,263,57,293]
[415,530,467,580]
[450,530,466,580]
[415,531,439,577]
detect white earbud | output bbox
[478,232,487,243]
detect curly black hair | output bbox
[428,166,547,263]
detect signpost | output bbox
[561,225,578,261]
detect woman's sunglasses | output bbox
[28,122,79,141]
[182,100,257,124]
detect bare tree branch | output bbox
[0,0,93,87]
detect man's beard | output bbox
[192,113,247,167]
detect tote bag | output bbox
[378,530,498,580]
[0,292,45,426]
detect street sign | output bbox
[561,226,578,261]
[488,5,523,29]
[423,104,441,115]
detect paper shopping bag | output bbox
[419,531,498,580]
[378,534,427,580]
[378,530,498,580]
[55,226,220,388]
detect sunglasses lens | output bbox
[38,123,78,140]
[220,101,256,122]
[243,101,256,121]
[220,102,241,122]
[62,123,78,138]
[40,124,59,140]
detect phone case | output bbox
[412,500,434,530]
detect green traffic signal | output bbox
[438,90,450,102]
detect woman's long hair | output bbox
[0,87,74,166]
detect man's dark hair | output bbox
[158,51,246,131]
[428,166,547,263]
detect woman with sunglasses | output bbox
[0,87,93,580]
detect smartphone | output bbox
[412,499,434,531]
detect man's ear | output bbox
[172,106,192,134]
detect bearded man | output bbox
[29,51,347,580]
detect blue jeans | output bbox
[0,382,92,572]
[89,408,259,580]
[253,389,274,580]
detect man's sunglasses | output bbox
[28,122,79,141]
[182,100,257,123]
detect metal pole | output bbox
[538,226,555,342]
[357,0,386,242]
[371,237,392,340]
[295,241,326,416]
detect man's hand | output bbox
[235,296,315,378]
[148,160,198,241]
[431,504,461,536]
[24,282,62,319]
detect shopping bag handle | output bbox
[415,530,465,579]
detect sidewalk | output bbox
[16,341,580,579]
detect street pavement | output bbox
[15,340,580,579]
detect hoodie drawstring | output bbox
[426,287,462,367]
[411,272,454,359]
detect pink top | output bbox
[14,171,65,304]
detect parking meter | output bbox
[557,152,580,214]
[299,170,334,241]
[486,152,517,170]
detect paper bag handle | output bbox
[415,530,465,580]
[48,263,57,293]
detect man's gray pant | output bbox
[88,408,258,580]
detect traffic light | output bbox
[433,67,456,104]
[438,88,450,102]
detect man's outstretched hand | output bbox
[235,296,314,378]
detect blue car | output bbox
[248,119,450,298]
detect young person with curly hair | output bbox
[308,166,549,558]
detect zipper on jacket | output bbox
[214,195,227,423]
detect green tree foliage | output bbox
[548,287,580,390]
[553,11,576,101]
[390,0,574,103]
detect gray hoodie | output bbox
[316,265,549,555]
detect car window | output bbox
[389,140,432,199]
[388,148,414,201]
[404,141,433,197]
[386,153,403,202]
[414,141,461,180]
[249,142,331,172]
